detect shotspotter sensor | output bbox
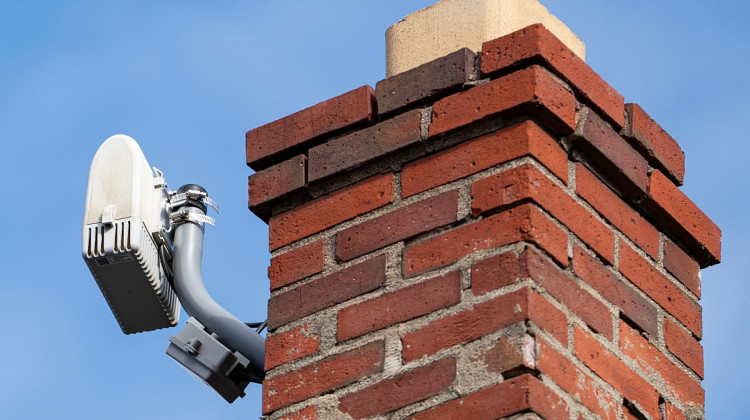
[82,135,179,334]
[82,134,265,402]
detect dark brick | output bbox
[571,107,649,198]
[308,109,422,181]
[376,48,476,116]
[268,255,386,329]
[247,86,375,170]
[248,155,307,220]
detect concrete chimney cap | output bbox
[385,0,586,77]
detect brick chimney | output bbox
[246,1,720,419]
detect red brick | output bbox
[472,163,615,264]
[537,338,619,420]
[573,107,649,197]
[575,163,660,260]
[665,401,687,420]
[520,246,613,340]
[624,103,685,185]
[471,249,524,296]
[403,120,568,198]
[407,374,569,420]
[263,340,384,414]
[268,173,393,250]
[402,287,567,362]
[663,239,701,298]
[248,155,307,220]
[618,240,702,338]
[571,245,658,338]
[574,326,660,418]
[478,335,534,375]
[308,109,422,181]
[268,239,325,290]
[664,318,704,379]
[337,271,461,342]
[336,190,458,262]
[246,86,375,170]
[279,406,317,420]
[268,255,386,329]
[429,65,576,137]
[481,24,625,129]
[338,357,456,419]
[265,324,320,370]
[376,48,476,116]
[619,320,704,408]
[403,203,568,277]
[647,169,721,267]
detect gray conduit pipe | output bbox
[172,204,265,376]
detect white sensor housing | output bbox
[82,135,180,334]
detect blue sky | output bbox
[0,1,746,418]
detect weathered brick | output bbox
[537,338,619,420]
[265,324,320,371]
[268,255,386,329]
[246,86,375,170]
[403,203,568,277]
[571,245,658,338]
[338,357,456,419]
[262,340,384,414]
[402,119,568,198]
[521,247,613,340]
[472,163,615,264]
[279,406,317,420]
[647,169,721,267]
[376,48,476,116]
[407,374,569,420]
[337,271,461,342]
[248,155,307,220]
[619,320,704,408]
[268,239,325,291]
[663,239,701,298]
[269,173,393,250]
[478,334,534,375]
[336,190,458,262]
[572,107,649,198]
[574,326,660,418]
[429,65,576,137]
[402,287,567,362]
[575,163,660,260]
[619,240,702,338]
[481,24,625,129]
[664,317,704,379]
[308,109,422,181]
[624,103,685,185]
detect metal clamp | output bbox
[169,209,216,227]
[169,190,219,213]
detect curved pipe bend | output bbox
[171,206,265,377]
